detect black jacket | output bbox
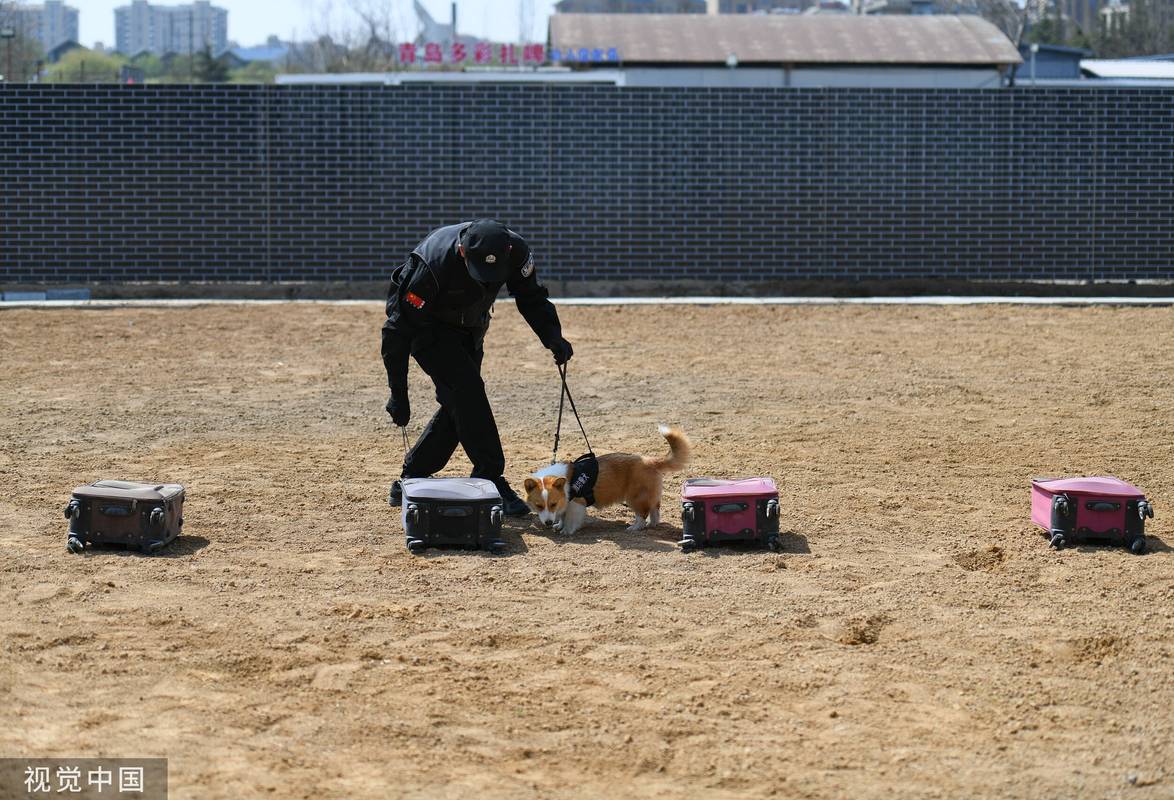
[381,222,563,390]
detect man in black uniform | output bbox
[382,220,573,516]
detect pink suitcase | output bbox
[1031,476,1153,555]
[680,477,780,553]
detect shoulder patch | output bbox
[405,291,426,310]
[520,257,534,278]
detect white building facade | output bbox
[114,0,228,56]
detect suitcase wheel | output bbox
[767,535,782,553]
[1049,533,1067,550]
[1138,500,1154,520]
[486,539,507,554]
[406,538,426,555]
[66,536,85,554]
[1129,537,1147,555]
[677,535,698,553]
[64,500,81,520]
[141,539,166,555]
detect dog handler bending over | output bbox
[382,220,573,516]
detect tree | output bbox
[936,0,1031,46]
[46,48,127,83]
[0,0,46,82]
[229,60,278,84]
[1022,0,1174,57]
[1023,14,1065,46]
[152,52,193,83]
[284,0,403,73]
[1096,0,1174,57]
[130,52,166,80]
[193,44,229,82]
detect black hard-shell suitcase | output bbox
[65,480,186,554]
[400,478,505,554]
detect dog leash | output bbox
[552,362,593,463]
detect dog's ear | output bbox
[523,478,538,493]
[552,477,567,491]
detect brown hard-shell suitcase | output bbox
[64,480,186,554]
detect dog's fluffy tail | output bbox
[647,424,691,473]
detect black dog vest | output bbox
[568,452,598,507]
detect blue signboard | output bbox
[549,47,621,64]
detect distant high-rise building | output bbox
[114,0,228,57]
[554,1,705,12]
[1,1,79,52]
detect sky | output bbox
[72,0,560,49]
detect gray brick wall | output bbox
[1,85,1172,283]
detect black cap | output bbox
[460,220,514,283]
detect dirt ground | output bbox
[2,302,1172,799]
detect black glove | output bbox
[386,389,410,427]
[549,338,573,366]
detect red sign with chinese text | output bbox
[397,42,547,66]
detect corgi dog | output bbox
[523,425,691,536]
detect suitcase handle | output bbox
[438,506,472,518]
[1137,500,1154,520]
[101,505,132,517]
[1077,526,1121,537]
[713,503,748,513]
[1085,501,1121,512]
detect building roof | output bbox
[228,43,289,63]
[1081,59,1174,79]
[46,39,83,62]
[549,13,1022,66]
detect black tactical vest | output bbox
[568,453,599,507]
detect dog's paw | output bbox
[552,521,565,534]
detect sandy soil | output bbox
[1,302,1172,799]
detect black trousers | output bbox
[401,324,507,488]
